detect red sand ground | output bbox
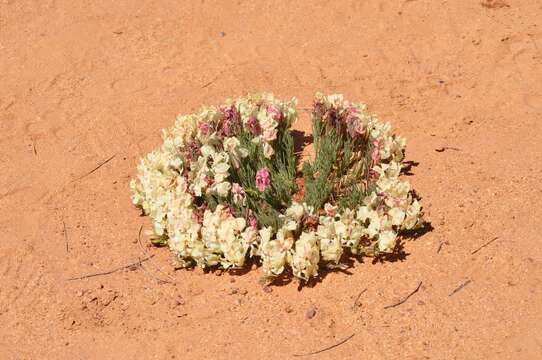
[1,1,542,359]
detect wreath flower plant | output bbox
[130,93,424,283]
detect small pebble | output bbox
[306,305,317,319]
[263,286,273,293]
[228,287,239,295]
[175,296,185,306]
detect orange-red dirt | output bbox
[1,1,542,359]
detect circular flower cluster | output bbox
[130,93,423,282]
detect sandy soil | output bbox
[1,0,542,359]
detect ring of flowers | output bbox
[131,93,423,282]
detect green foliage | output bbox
[265,119,297,207]
[227,123,297,230]
[203,193,219,211]
[338,138,376,210]
[149,233,169,247]
[302,109,378,212]
[303,112,348,210]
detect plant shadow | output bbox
[402,160,420,176]
[402,221,434,240]
[291,129,313,161]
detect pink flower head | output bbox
[324,203,337,217]
[246,115,261,136]
[369,168,380,181]
[255,167,271,192]
[192,204,207,224]
[261,128,277,142]
[245,209,257,229]
[267,104,283,121]
[219,105,241,137]
[198,121,210,136]
[203,175,214,186]
[232,182,243,195]
[313,100,324,115]
[346,115,364,138]
[220,204,234,221]
[184,140,201,162]
[231,182,246,205]
[249,214,257,229]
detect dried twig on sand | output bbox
[481,0,509,9]
[293,333,355,357]
[63,221,69,253]
[139,262,173,284]
[471,236,499,254]
[384,281,423,309]
[351,288,367,310]
[71,154,116,182]
[202,79,216,88]
[137,225,175,284]
[435,146,460,152]
[67,255,154,281]
[449,279,472,297]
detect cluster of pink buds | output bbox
[267,104,283,121]
[255,167,271,192]
[246,115,261,136]
[219,105,241,137]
